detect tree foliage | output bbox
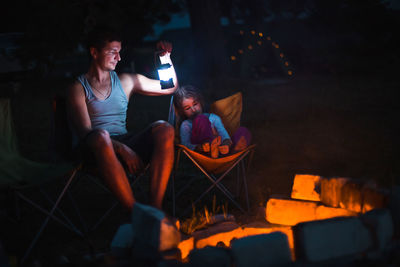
[6,0,182,73]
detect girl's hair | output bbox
[173,85,205,118]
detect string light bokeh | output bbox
[230,30,294,77]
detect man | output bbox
[67,28,178,211]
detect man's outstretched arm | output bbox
[119,42,178,98]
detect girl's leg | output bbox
[191,114,220,157]
[231,127,252,152]
[190,114,214,145]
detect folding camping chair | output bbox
[0,97,79,263]
[169,92,256,216]
[1,96,146,263]
[50,95,148,233]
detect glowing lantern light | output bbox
[257,41,262,45]
[157,63,174,89]
[248,45,253,50]
[156,53,175,89]
[251,30,255,35]
[280,53,284,58]
[288,70,293,75]
[238,49,244,54]
[259,32,263,37]
[275,44,279,49]
[230,55,236,61]
[284,61,289,66]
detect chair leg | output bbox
[37,188,85,235]
[67,190,89,234]
[20,168,79,264]
[172,148,182,217]
[240,161,250,212]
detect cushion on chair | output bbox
[210,92,242,137]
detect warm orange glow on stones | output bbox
[248,45,253,50]
[230,56,236,61]
[238,49,244,54]
[362,185,389,213]
[251,30,256,35]
[240,223,295,260]
[339,180,363,213]
[291,174,321,201]
[178,221,295,260]
[195,226,243,249]
[258,32,263,37]
[266,198,317,226]
[265,198,357,226]
[320,177,348,208]
[315,206,357,220]
[284,61,289,66]
[178,236,194,260]
[288,70,293,76]
[280,53,284,58]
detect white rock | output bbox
[131,203,180,259]
[294,216,373,262]
[361,209,394,250]
[231,232,292,267]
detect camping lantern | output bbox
[157,54,174,89]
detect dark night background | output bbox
[1,0,400,266]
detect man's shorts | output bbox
[112,126,154,165]
[76,125,154,167]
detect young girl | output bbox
[173,85,251,158]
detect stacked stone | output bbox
[109,177,399,266]
[265,174,395,263]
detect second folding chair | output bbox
[169,92,255,216]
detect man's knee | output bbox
[86,129,112,150]
[151,120,175,142]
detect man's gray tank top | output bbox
[77,71,128,136]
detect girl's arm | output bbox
[180,121,197,150]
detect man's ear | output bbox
[90,47,98,59]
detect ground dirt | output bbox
[1,71,399,266]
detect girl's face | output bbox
[181,97,202,119]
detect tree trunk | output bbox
[186,0,228,93]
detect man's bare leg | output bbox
[87,129,135,211]
[148,121,175,209]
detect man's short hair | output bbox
[87,26,122,51]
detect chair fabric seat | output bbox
[176,144,255,174]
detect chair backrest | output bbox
[50,96,74,161]
[210,92,242,137]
